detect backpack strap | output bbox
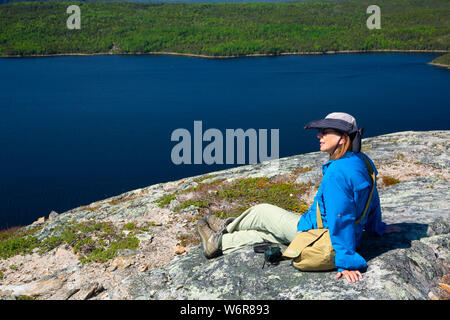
[355,153,376,224]
[316,202,324,229]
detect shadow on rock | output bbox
[359,222,429,262]
[360,217,449,263]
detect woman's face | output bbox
[317,129,344,154]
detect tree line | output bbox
[0,0,449,57]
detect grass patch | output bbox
[193,174,216,183]
[123,222,137,231]
[177,199,211,212]
[0,226,41,260]
[0,219,160,262]
[156,193,177,208]
[213,205,252,220]
[177,233,199,247]
[16,295,36,300]
[217,177,309,213]
[108,194,139,206]
[158,175,311,219]
[38,221,140,264]
[291,166,314,176]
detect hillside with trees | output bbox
[0,0,449,57]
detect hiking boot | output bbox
[205,214,235,234]
[197,218,223,259]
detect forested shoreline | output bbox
[428,52,450,68]
[0,0,449,57]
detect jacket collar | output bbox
[322,152,355,173]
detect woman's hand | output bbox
[337,270,362,283]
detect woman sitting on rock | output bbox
[197,112,400,283]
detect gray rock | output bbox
[168,199,180,211]
[294,167,322,185]
[106,131,450,300]
[48,210,59,221]
[109,219,448,300]
[80,282,104,300]
[135,233,153,243]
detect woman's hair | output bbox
[330,133,353,160]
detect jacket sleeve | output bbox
[321,172,368,272]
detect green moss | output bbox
[177,233,199,247]
[123,222,136,231]
[156,176,230,210]
[193,174,216,183]
[156,193,176,208]
[39,221,140,264]
[214,206,251,220]
[291,166,313,176]
[78,235,140,264]
[176,199,211,212]
[158,175,310,219]
[0,227,41,260]
[382,176,401,186]
[17,295,36,300]
[216,177,309,214]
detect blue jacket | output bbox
[297,152,386,272]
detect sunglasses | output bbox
[318,129,340,135]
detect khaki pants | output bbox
[221,203,301,255]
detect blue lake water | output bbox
[0,53,449,229]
